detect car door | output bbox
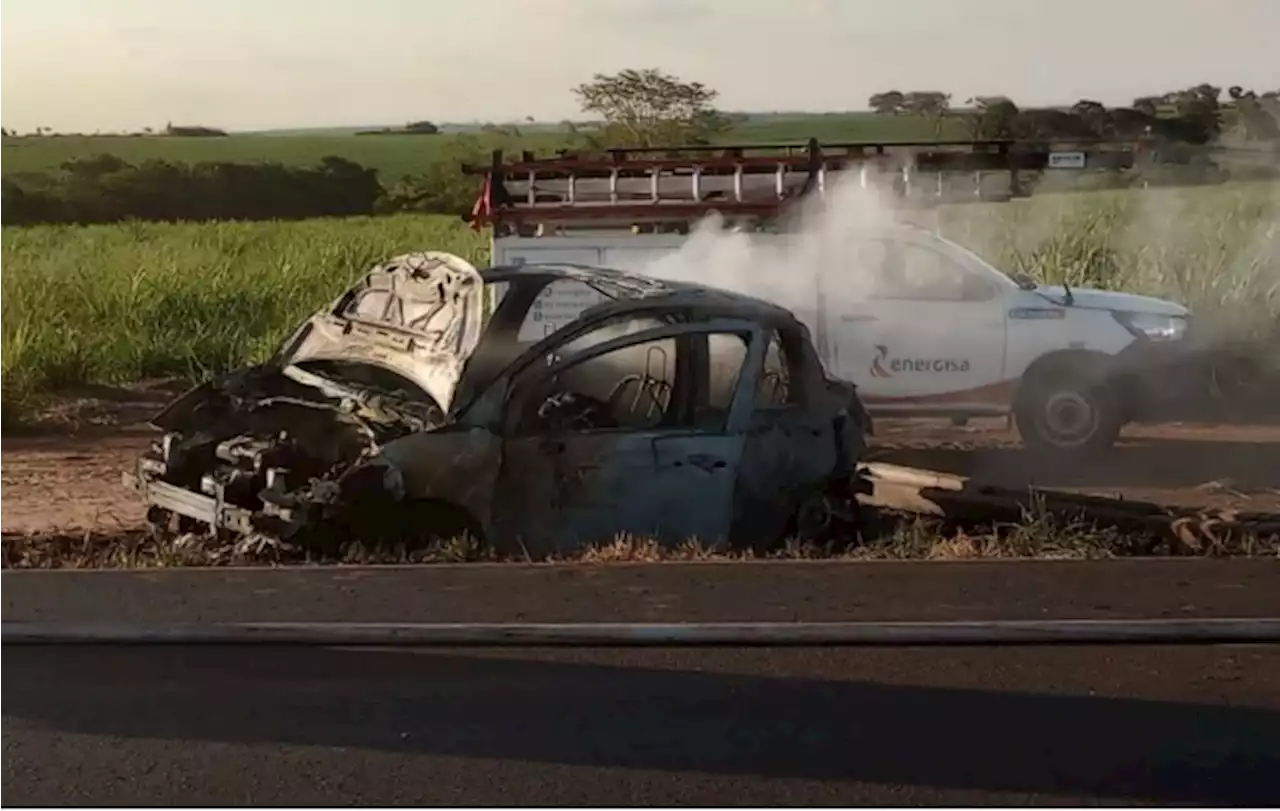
[730,327,842,548]
[492,319,765,558]
[825,238,1009,410]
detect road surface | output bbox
[6,558,1280,625]
[5,560,1280,805]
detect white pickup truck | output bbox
[468,141,1201,456]
[491,226,1197,456]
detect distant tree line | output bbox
[4,123,230,138]
[869,84,1280,144]
[2,153,382,225]
[5,73,1279,227]
[162,123,229,137]
[356,120,442,136]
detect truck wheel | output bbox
[1014,372,1123,458]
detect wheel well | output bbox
[402,498,486,543]
[341,488,486,549]
[1014,350,1114,408]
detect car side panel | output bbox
[374,426,505,535]
[732,406,841,547]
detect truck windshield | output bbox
[927,237,1025,290]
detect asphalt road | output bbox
[5,560,1280,806]
[6,558,1280,625]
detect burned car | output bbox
[128,252,871,556]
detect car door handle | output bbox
[840,314,878,322]
[539,438,565,453]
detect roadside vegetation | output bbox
[4,501,1276,569]
[3,70,1278,423]
[4,181,1277,425]
[0,214,486,422]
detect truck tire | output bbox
[1014,369,1123,458]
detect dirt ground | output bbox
[868,417,1280,512]
[3,387,1279,536]
[1,384,181,536]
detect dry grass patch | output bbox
[4,505,1275,570]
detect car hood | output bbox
[149,252,485,432]
[1031,285,1190,317]
[277,251,486,413]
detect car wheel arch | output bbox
[1014,349,1115,402]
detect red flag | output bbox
[469,173,492,232]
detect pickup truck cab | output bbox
[492,226,1196,456]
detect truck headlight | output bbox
[1112,311,1189,342]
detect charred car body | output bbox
[129,252,871,556]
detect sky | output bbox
[2,0,1278,133]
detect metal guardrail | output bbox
[5,619,1279,647]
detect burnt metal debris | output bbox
[127,252,872,556]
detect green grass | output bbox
[932,182,1280,325]
[1,113,962,180]
[2,183,1277,421]
[0,131,572,182]
[0,214,486,418]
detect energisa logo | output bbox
[870,345,970,379]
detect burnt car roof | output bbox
[481,262,800,327]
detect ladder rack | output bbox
[463,138,1150,233]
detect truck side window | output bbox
[867,241,988,302]
[516,278,610,343]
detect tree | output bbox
[966,95,1019,139]
[1227,86,1280,141]
[1070,99,1110,136]
[163,122,228,137]
[1132,96,1162,116]
[868,90,905,115]
[1105,107,1157,139]
[1162,84,1223,142]
[901,91,950,116]
[404,120,440,134]
[572,68,730,146]
[901,91,951,136]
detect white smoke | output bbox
[639,175,908,322]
